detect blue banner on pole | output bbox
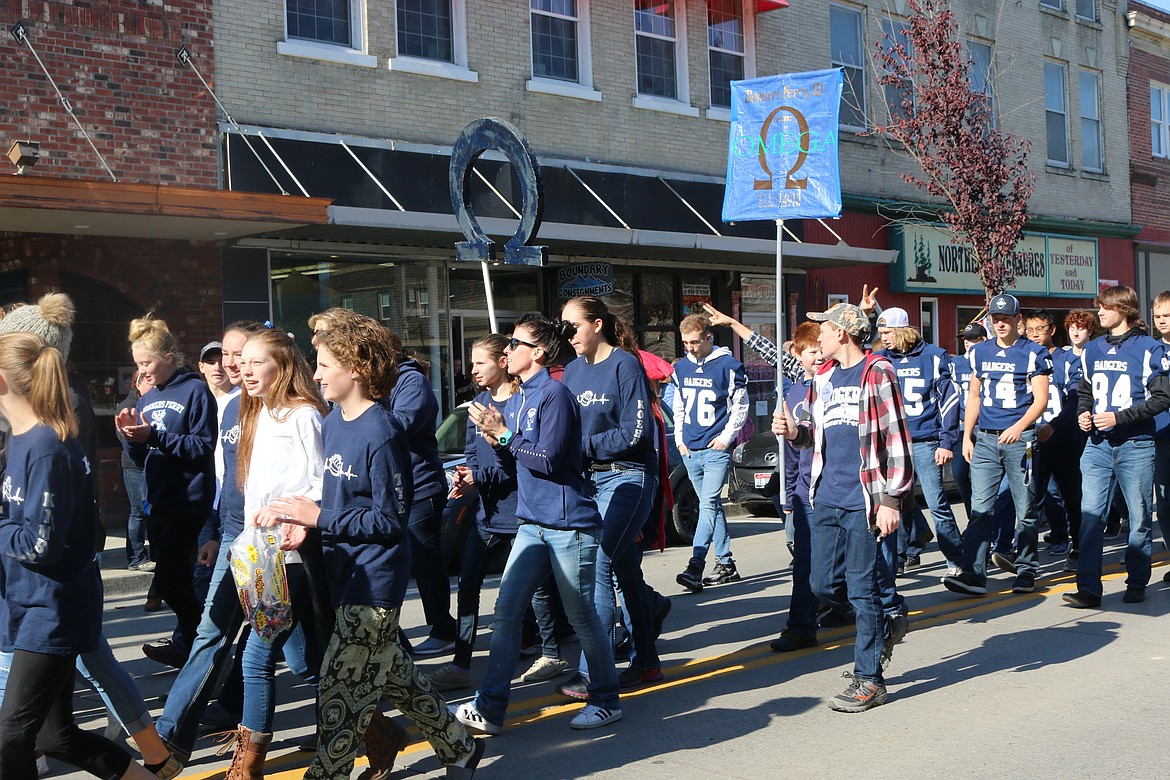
[721,68,844,222]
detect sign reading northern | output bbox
[891,223,1099,297]
[722,69,844,222]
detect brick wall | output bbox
[2,0,218,186]
[1129,44,1170,244]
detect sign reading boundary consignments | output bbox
[891,223,1099,297]
[722,68,844,222]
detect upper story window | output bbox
[1152,84,1168,158]
[531,1,581,83]
[830,4,866,130]
[398,0,453,62]
[1080,70,1102,172]
[286,0,354,46]
[880,18,914,121]
[1044,61,1069,167]
[1075,0,1095,21]
[635,0,683,100]
[1040,0,1063,10]
[966,39,995,126]
[707,0,746,109]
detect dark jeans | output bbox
[453,525,514,669]
[1032,436,1084,549]
[148,509,206,652]
[0,650,131,780]
[785,498,819,636]
[408,494,457,642]
[122,466,148,567]
[809,505,896,683]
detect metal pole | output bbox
[775,218,787,500]
[481,261,498,333]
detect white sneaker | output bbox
[569,704,623,730]
[521,656,570,682]
[944,564,963,578]
[451,701,502,736]
[36,753,49,777]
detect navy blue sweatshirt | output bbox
[562,349,656,469]
[1075,328,1170,442]
[218,395,245,539]
[383,359,444,501]
[0,425,102,654]
[318,403,414,609]
[124,368,217,519]
[500,369,601,531]
[465,389,519,534]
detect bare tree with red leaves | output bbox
[873,0,1034,299]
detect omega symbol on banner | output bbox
[754,106,810,191]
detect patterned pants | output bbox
[305,604,474,779]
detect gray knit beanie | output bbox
[0,292,76,360]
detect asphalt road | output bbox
[56,507,1169,780]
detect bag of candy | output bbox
[229,524,293,642]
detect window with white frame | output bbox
[830,4,866,130]
[1040,0,1063,10]
[1044,61,1069,166]
[531,1,581,83]
[1152,83,1168,159]
[378,291,393,320]
[707,0,746,109]
[880,17,914,121]
[1075,0,1095,21]
[286,0,355,46]
[1080,70,1102,172]
[966,40,995,126]
[398,0,454,62]
[634,0,683,100]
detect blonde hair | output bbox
[0,333,78,441]
[315,314,400,399]
[308,308,364,347]
[885,326,921,354]
[236,329,328,490]
[129,314,184,364]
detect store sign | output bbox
[557,262,614,299]
[892,224,1098,297]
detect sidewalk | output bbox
[98,529,160,597]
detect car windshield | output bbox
[436,403,470,457]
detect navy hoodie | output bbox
[382,359,444,501]
[317,403,414,608]
[0,425,102,654]
[500,368,601,531]
[562,349,656,469]
[465,389,519,534]
[218,394,245,539]
[124,368,217,519]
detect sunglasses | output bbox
[509,337,538,350]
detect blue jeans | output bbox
[158,533,244,761]
[0,635,152,737]
[808,505,895,682]
[474,523,618,724]
[579,467,659,677]
[682,447,733,565]
[123,466,148,567]
[408,494,457,642]
[960,430,1037,581]
[1077,438,1156,596]
[785,498,819,636]
[904,441,963,565]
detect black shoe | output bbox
[770,629,817,652]
[142,639,187,669]
[1163,569,1170,583]
[817,607,855,628]
[556,675,589,701]
[446,736,486,779]
[881,612,909,668]
[902,555,922,571]
[612,637,631,662]
[653,597,672,639]
[1123,586,1146,604]
[702,560,741,586]
[943,571,987,597]
[991,551,1018,574]
[827,672,887,713]
[1062,590,1102,608]
[676,559,704,593]
[1011,572,1035,594]
[1042,531,1055,544]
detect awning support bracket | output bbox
[339,141,406,212]
[657,176,722,236]
[566,166,631,230]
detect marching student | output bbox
[0,332,156,780]
[950,322,987,518]
[1065,310,1098,357]
[772,302,913,712]
[671,313,749,592]
[266,315,484,779]
[944,294,1051,597]
[874,307,962,576]
[1152,291,1170,583]
[1065,286,1170,608]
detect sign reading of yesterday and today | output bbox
[893,223,1099,297]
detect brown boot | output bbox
[359,711,411,780]
[223,725,272,780]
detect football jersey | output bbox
[970,338,1052,430]
[1040,346,1083,437]
[876,341,959,449]
[953,350,975,417]
[1080,333,1169,441]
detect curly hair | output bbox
[1063,309,1099,334]
[315,315,399,400]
